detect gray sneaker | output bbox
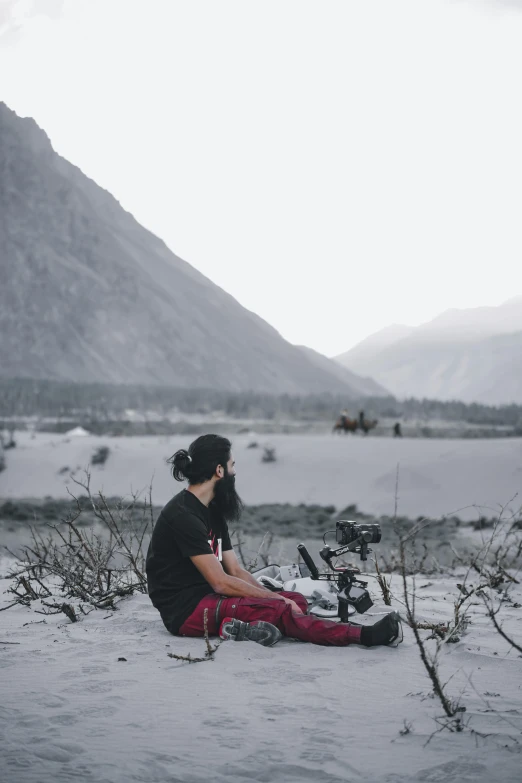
[219,617,282,647]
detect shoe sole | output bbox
[220,619,282,647]
[387,612,403,646]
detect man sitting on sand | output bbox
[146,434,402,648]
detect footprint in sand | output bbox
[78,702,120,719]
[300,747,344,765]
[221,758,352,783]
[61,763,95,778]
[249,665,316,684]
[387,760,487,783]
[81,664,111,675]
[202,716,245,731]
[31,741,85,763]
[62,678,135,695]
[0,705,17,722]
[259,703,295,716]
[0,750,33,770]
[61,680,115,695]
[48,712,80,726]
[33,693,68,709]
[126,755,183,783]
[61,664,110,680]
[14,715,49,730]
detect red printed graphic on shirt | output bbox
[208,529,222,561]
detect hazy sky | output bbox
[1,0,522,357]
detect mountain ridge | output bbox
[334,298,522,403]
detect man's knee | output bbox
[229,596,287,628]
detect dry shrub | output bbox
[4,471,153,621]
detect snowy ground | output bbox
[2,431,522,521]
[1,557,521,783]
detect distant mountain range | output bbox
[334,297,522,404]
[297,345,386,398]
[0,103,387,397]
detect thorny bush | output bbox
[3,472,153,622]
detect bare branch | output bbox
[482,594,522,654]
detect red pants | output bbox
[179,591,362,646]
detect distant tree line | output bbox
[0,377,522,427]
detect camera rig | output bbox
[297,520,382,622]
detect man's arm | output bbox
[190,552,303,612]
[222,549,303,613]
[191,553,282,599]
[235,566,269,590]
[222,549,279,594]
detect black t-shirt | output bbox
[146,489,232,634]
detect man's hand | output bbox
[281,596,304,614]
[191,551,307,610]
[222,553,306,609]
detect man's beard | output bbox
[212,472,244,522]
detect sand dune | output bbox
[2,432,522,521]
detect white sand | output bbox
[2,431,522,520]
[2,431,521,780]
[1,557,521,783]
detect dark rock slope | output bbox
[0,103,382,395]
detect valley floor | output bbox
[1,431,522,521]
[1,559,521,783]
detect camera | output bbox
[336,520,381,547]
[296,519,383,621]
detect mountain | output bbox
[297,346,388,397]
[333,300,522,404]
[334,324,415,375]
[0,103,379,397]
[405,297,522,342]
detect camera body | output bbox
[336,520,381,547]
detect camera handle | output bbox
[297,543,320,578]
[298,543,366,582]
[322,533,375,564]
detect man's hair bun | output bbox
[168,449,193,481]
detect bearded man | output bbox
[146,434,401,648]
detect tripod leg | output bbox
[338,594,351,623]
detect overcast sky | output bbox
[1,0,522,357]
